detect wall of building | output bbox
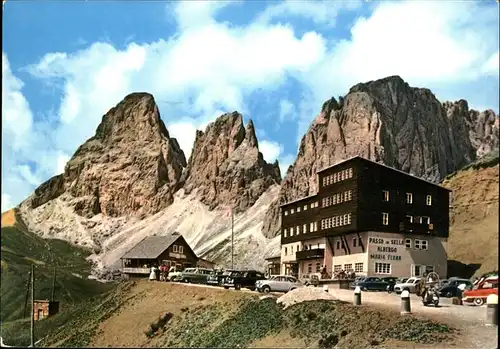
[157,237,198,269]
[299,258,323,275]
[365,231,447,278]
[329,232,367,256]
[331,253,369,275]
[357,158,450,239]
[33,302,49,321]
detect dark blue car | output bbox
[351,277,391,291]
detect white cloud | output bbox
[166,118,210,161]
[259,140,283,163]
[56,153,71,175]
[2,194,13,212]
[278,99,296,123]
[2,0,498,209]
[170,1,237,30]
[2,2,327,207]
[2,54,33,144]
[278,154,296,177]
[256,0,362,27]
[481,51,499,76]
[295,0,499,139]
[258,138,294,177]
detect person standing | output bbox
[457,283,467,301]
[149,265,156,281]
[155,264,160,281]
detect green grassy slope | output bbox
[1,222,113,323]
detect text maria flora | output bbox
[368,237,403,261]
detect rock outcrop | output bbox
[262,76,499,238]
[183,112,281,212]
[23,93,187,218]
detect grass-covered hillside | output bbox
[1,282,455,348]
[1,209,113,323]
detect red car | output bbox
[462,275,498,306]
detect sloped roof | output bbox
[121,233,181,259]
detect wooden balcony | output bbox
[122,267,150,274]
[296,248,325,261]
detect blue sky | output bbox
[2,0,499,211]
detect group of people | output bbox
[314,265,356,280]
[149,264,171,281]
[332,269,356,280]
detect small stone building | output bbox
[33,300,60,321]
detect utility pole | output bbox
[51,267,56,302]
[24,270,32,318]
[231,207,234,270]
[30,264,35,348]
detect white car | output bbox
[256,275,304,293]
[167,267,192,281]
[393,277,423,294]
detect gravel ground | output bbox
[172,282,498,348]
[276,286,337,308]
[328,288,498,349]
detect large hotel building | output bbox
[279,156,451,279]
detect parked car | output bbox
[166,266,184,281]
[350,277,390,291]
[462,276,498,306]
[256,275,304,293]
[438,279,473,298]
[393,277,424,294]
[380,277,399,293]
[387,277,408,293]
[350,276,366,287]
[299,274,320,287]
[206,270,225,286]
[222,270,265,291]
[178,268,212,283]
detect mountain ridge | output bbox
[8,75,499,275]
[261,75,499,238]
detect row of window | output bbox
[322,190,353,207]
[374,262,391,274]
[334,263,364,273]
[405,238,429,250]
[383,191,433,206]
[321,213,352,230]
[307,262,322,273]
[323,167,353,186]
[374,263,436,276]
[406,215,431,224]
[283,242,323,255]
[412,264,435,277]
[283,222,319,237]
[382,213,431,226]
[172,245,184,253]
[284,201,319,216]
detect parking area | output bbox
[170,280,487,323]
